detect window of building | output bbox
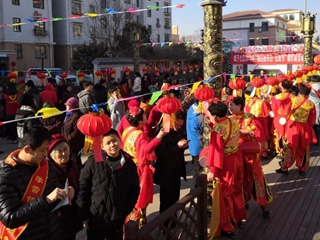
[164,18,170,28]
[289,14,295,20]
[156,18,160,24]
[249,39,255,46]
[283,24,285,29]
[249,22,255,32]
[136,15,140,24]
[33,0,44,9]
[147,9,151,17]
[100,0,106,9]
[165,34,170,42]
[164,4,169,13]
[124,0,130,3]
[12,18,21,32]
[277,22,279,32]
[89,5,96,13]
[262,39,269,45]
[148,25,152,33]
[136,0,139,8]
[283,15,288,20]
[35,45,46,59]
[157,34,160,42]
[261,21,268,31]
[73,22,82,36]
[72,1,82,15]
[34,21,46,35]
[156,2,159,11]
[15,44,23,59]
[12,0,20,6]
[90,26,96,36]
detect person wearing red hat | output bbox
[48,134,83,240]
[39,82,58,107]
[117,99,142,136]
[62,97,85,173]
[16,79,25,93]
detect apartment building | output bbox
[171,25,179,42]
[53,0,172,69]
[270,9,303,36]
[223,10,288,46]
[0,0,54,71]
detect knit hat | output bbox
[19,93,35,108]
[128,99,139,108]
[18,79,25,85]
[65,97,79,108]
[48,134,68,154]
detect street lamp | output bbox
[301,12,317,66]
[132,28,141,72]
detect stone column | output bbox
[133,43,140,72]
[201,0,225,147]
[302,13,316,66]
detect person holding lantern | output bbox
[228,97,271,219]
[276,84,317,176]
[77,129,140,240]
[206,101,242,239]
[122,106,167,229]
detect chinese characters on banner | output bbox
[230,52,304,65]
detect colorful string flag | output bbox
[148,91,163,105]
[35,107,63,119]
[127,8,137,13]
[189,81,202,96]
[161,43,165,47]
[230,74,236,79]
[105,8,118,14]
[148,5,160,10]
[222,72,227,83]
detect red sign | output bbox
[230,52,304,65]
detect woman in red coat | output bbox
[39,82,58,107]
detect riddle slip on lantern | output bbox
[77,109,112,162]
[193,84,215,114]
[156,94,181,133]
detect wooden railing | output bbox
[125,174,208,240]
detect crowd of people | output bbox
[0,69,318,240]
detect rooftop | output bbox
[92,58,147,65]
[223,10,289,21]
[271,9,302,13]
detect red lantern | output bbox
[77,110,112,162]
[266,76,278,94]
[7,72,17,83]
[37,72,46,84]
[301,69,308,75]
[110,69,116,78]
[194,84,215,113]
[277,75,287,83]
[124,67,131,76]
[142,67,147,74]
[154,68,159,76]
[228,78,246,97]
[189,66,194,73]
[314,55,320,64]
[78,71,85,82]
[195,65,200,72]
[251,77,265,88]
[60,72,68,79]
[164,68,170,74]
[156,94,181,132]
[95,70,102,80]
[183,67,188,74]
[305,66,314,72]
[295,71,303,78]
[287,74,296,81]
[174,67,179,75]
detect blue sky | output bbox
[172,0,317,36]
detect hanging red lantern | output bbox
[314,55,320,64]
[37,72,46,85]
[295,71,303,78]
[305,66,314,72]
[250,77,265,98]
[95,70,102,80]
[123,67,131,76]
[194,84,215,113]
[183,67,188,74]
[301,69,308,75]
[266,76,278,94]
[7,72,17,83]
[228,78,246,97]
[277,75,287,83]
[174,67,179,75]
[77,110,112,162]
[60,72,68,79]
[154,68,159,76]
[141,67,147,74]
[78,71,85,82]
[189,66,194,73]
[110,69,116,78]
[195,65,200,72]
[156,94,181,132]
[164,68,170,74]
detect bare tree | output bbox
[83,0,140,56]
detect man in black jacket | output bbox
[154,111,188,217]
[77,128,140,240]
[0,125,74,240]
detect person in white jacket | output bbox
[132,72,142,96]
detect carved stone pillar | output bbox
[133,43,140,72]
[201,0,225,147]
[301,13,316,66]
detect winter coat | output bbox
[15,107,43,147]
[76,150,140,229]
[40,114,63,135]
[154,130,187,186]
[40,83,58,107]
[94,85,108,104]
[57,85,67,101]
[0,151,63,240]
[63,110,85,150]
[62,90,73,104]
[49,158,83,239]
[26,87,40,107]
[77,90,96,114]
[4,93,20,116]
[108,97,125,130]
[186,103,204,157]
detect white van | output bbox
[25,68,80,87]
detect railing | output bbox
[125,175,208,240]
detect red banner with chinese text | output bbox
[230,52,304,65]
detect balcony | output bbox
[164,24,171,29]
[164,12,171,16]
[33,11,42,19]
[34,29,48,36]
[156,23,161,28]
